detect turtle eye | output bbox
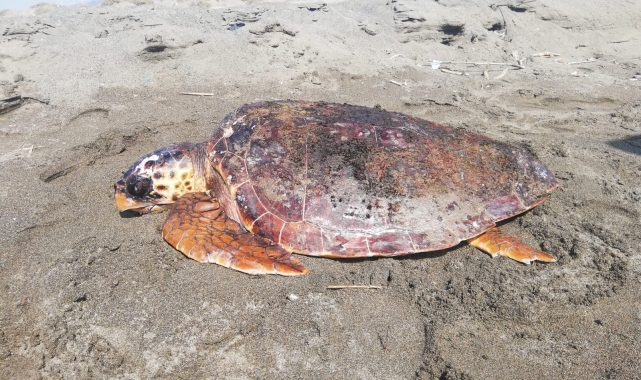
[126,175,152,197]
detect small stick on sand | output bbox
[440,68,464,75]
[532,52,560,57]
[326,285,383,290]
[389,79,405,86]
[493,66,509,79]
[180,92,216,96]
[427,61,525,69]
[569,58,596,65]
[1,95,49,103]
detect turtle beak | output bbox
[114,187,171,214]
[114,182,149,213]
[114,189,139,212]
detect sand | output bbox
[1,0,640,378]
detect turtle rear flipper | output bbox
[162,192,309,276]
[467,227,556,264]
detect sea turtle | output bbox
[114,101,559,276]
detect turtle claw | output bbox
[162,193,309,276]
[467,227,556,264]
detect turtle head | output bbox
[114,143,203,214]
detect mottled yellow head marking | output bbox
[114,143,206,214]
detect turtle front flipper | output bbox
[467,227,556,264]
[162,192,309,276]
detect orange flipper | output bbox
[162,192,308,276]
[467,227,556,264]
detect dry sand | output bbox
[1,0,640,378]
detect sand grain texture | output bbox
[1,0,640,379]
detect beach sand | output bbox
[1,0,640,378]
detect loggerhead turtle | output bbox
[114,101,559,276]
